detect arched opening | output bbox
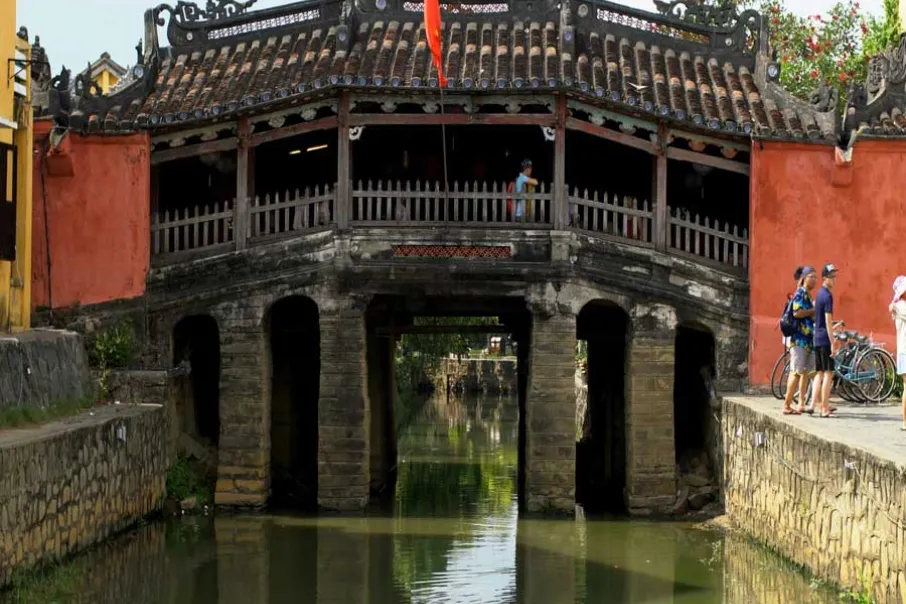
[267,296,320,509]
[172,315,221,448]
[575,300,630,513]
[673,323,718,510]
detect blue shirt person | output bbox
[814,284,835,347]
[514,158,538,220]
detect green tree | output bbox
[762,0,869,101]
[862,0,901,57]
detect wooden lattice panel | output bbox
[392,245,512,259]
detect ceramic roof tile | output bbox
[69,0,830,140]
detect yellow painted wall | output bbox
[0,11,34,332]
[96,69,119,94]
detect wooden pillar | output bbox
[235,118,250,251]
[553,94,568,230]
[337,92,350,230]
[652,122,668,252]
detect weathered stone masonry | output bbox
[0,405,167,587]
[215,303,270,507]
[724,397,906,604]
[626,328,677,513]
[525,310,577,513]
[318,299,370,511]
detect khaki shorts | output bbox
[790,345,815,375]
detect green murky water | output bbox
[4,394,840,603]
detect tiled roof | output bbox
[844,36,906,138]
[61,0,833,140]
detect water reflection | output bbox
[2,393,839,603]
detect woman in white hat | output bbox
[889,275,906,430]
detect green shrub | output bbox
[166,455,214,505]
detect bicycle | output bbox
[777,329,895,406]
[771,320,845,401]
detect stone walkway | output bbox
[726,396,906,468]
[0,404,156,448]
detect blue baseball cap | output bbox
[800,266,816,277]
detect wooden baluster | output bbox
[732,225,740,267]
[414,180,422,222]
[451,181,459,222]
[683,213,690,253]
[199,204,207,247]
[433,181,441,222]
[490,182,497,223]
[742,228,749,269]
[152,212,160,255]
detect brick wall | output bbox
[0,404,167,587]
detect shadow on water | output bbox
[2,393,840,604]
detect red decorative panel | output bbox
[392,245,512,259]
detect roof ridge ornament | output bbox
[653,0,742,30]
[154,0,259,27]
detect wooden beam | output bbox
[665,146,750,176]
[653,122,669,253]
[565,117,657,154]
[375,325,509,335]
[234,118,250,251]
[336,92,350,230]
[347,113,558,127]
[553,95,567,230]
[150,138,237,165]
[249,116,339,147]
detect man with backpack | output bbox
[781,266,818,415]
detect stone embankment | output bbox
[723,397,906,603]
[0,404,167,588]
[0,330,90,409]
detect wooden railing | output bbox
[567,188,652,245]
[150,182,749,275]
[249,185,334,243]
[351,180,552,226]
[151,200,234,258]
[668,207,748,270]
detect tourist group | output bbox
[781,265,906,427]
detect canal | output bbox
[4,393,839,603]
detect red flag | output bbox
[423,0,448,87]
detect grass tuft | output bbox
[0,398,96,430]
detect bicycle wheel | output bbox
[874,348,898,403]
[852,349,889,403]
[771,350,790,400]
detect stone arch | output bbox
[673,321,719,508]
[264,295,321,509]
[575,299,631,512]
[172,314,222,449]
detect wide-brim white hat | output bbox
[893,275,906,303]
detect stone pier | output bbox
[215,315,270,508]
[525,309,577,513]
[625,331,676,513]
[215,517,270,604]
[318,300,370,511]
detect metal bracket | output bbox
[7,58,49,83]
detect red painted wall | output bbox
[32,120,151,310]
[749,140,906,386]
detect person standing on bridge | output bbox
[515,159,539,222]
[783,266,817,415]
[813,264,839,418]
[889,276,906,430]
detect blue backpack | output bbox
[779,297,797,337]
